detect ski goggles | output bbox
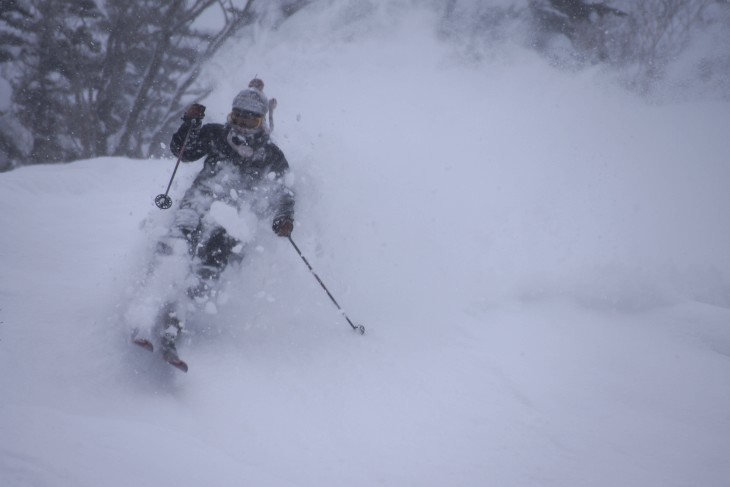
[229,109,263,130]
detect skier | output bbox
[132,79,295,371]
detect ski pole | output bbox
[288,236,365,335]
[155,120,197,209]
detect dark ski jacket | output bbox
[170,120,294,222]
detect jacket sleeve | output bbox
[170,120,214,162]
[268,145,295,221]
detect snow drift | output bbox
[1,4,729,487]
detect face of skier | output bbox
[229,108,263,130]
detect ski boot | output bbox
[159,310,188,373]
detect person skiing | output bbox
[132,79,295,371]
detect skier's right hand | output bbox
[272,216,294,237]
[183,103,206,121]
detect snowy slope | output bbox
[2,4,730,487]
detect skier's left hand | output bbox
[183,103,206,121]
[273,216,294,237]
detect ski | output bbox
[131,333,188,373]
[162,349,189,373]
[132,337,154,352]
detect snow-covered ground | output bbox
[2,4,730,487]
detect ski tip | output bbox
[163,350,188,373]
[169,359,189,373]
[132,337,154,352]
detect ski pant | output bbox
[163,185,244,301]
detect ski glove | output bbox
[183,103,206,121]
[272,216,294,237]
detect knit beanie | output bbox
[232,88,268,116]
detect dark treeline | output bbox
[0,0,728,171]
[0,0,311,171]
[442,0,729,91]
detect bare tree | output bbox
[0,0,313,169]
[524,0,729,93]
[608,0,721,91]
